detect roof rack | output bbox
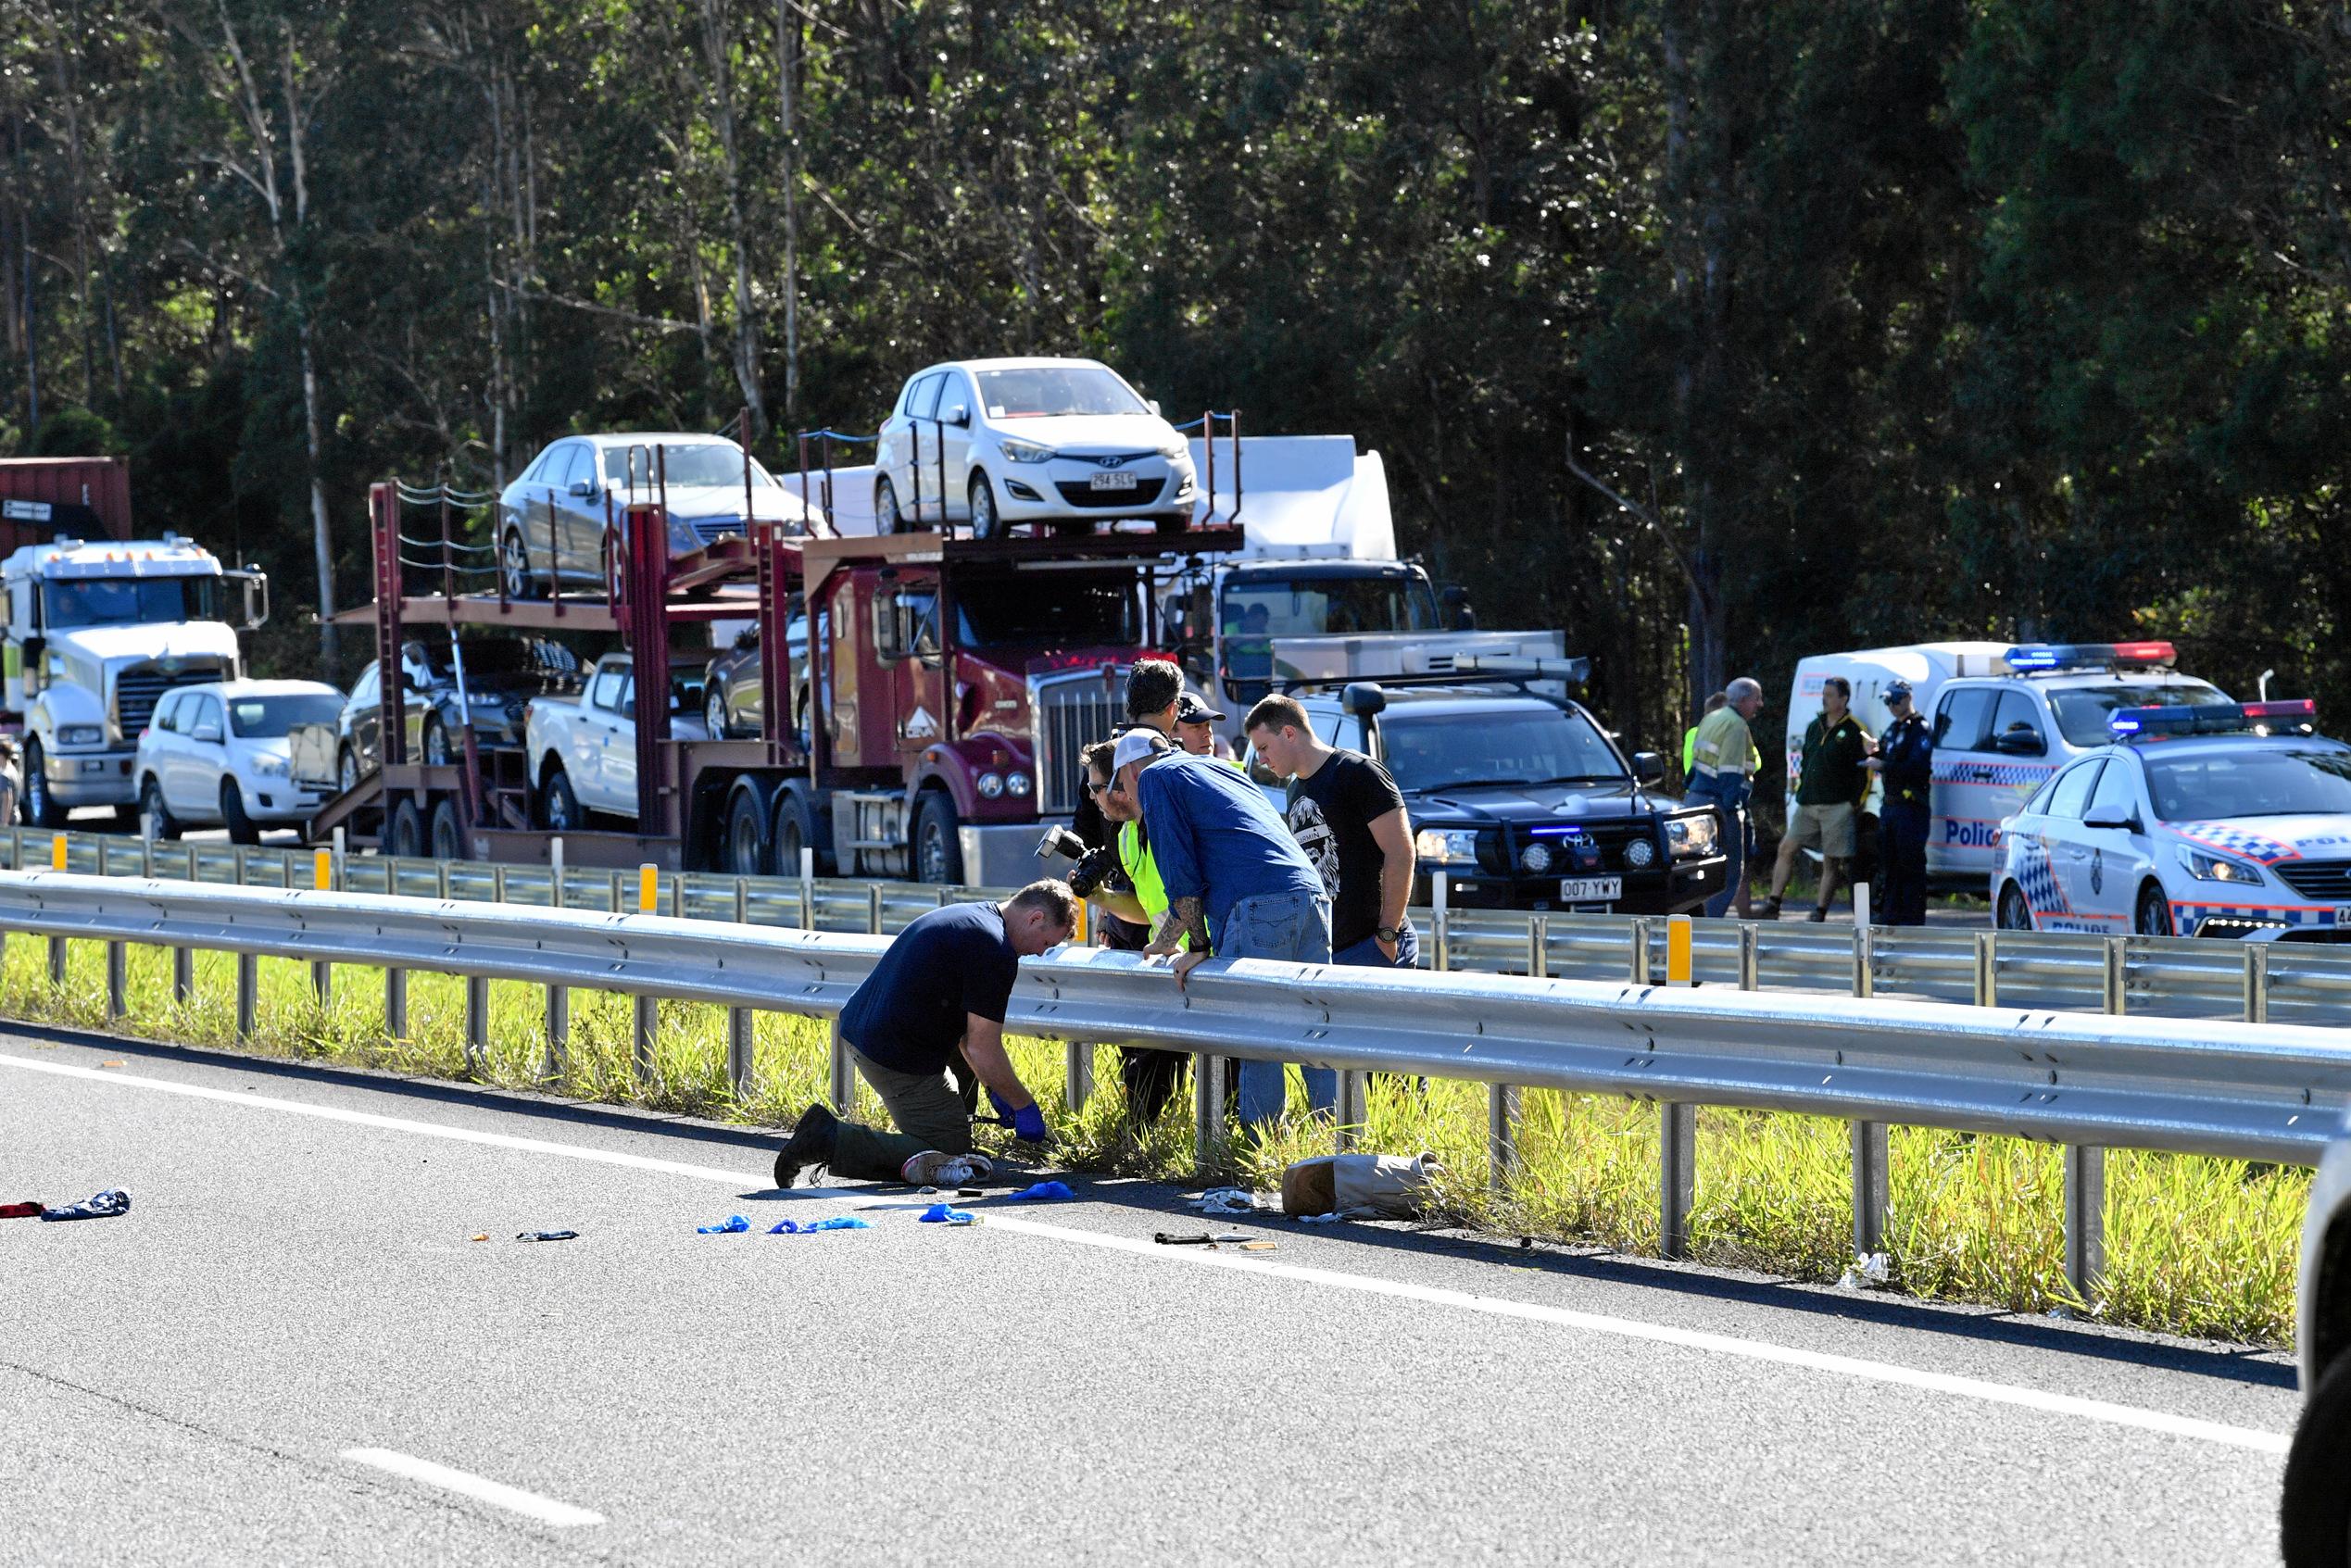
[2108,698,2316,740]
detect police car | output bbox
[1991,698,2351,937]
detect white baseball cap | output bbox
[1112,728,1173,773]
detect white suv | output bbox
[873,358,1197,539]
[134,679,344,843]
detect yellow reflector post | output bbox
[638,863,660,914]
[1666,914,1693,985]
[50,835,67,871]
[314,848,333,891]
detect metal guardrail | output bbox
[11,825,2351,1024]
[4,871,2348,1300]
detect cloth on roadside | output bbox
[1190,1187,1264,1215]
[838,902,1019,1075]
[40,1189,129,1222]
[1137,751,1324,939]
[0,1200,43,1219]
[1279,1153,1441,1219]
[697,1214,751,1234]
[516,1231,579,1242]
[1005,1181,1073,1202]
[768,1216,872,1235]
[918,1203,978,1225]
[1283,747,1407,952]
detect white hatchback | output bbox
[135,679,345,844]
[872,357,1198,539]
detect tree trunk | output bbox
[774,0,800,420]
[297,309,338,666]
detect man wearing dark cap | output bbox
[1172,692,1233,759]
[1866,680,1933,926]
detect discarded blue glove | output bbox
[41,1189,129,1222]
[1012,1103,1050,1142]
[918,1203,978,1225]
[768,1216,872,1235]
[1007,1181,1073,1202]
[697,1214,750,1234]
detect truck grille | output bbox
[2275,860,2351,900]
[1033,667,1129,815]
[114,662,225,734]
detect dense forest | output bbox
[2,0,2347,759]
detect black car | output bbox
[335,637,583,788]
[1243,683,1728,915]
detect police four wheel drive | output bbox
[1240,665,1725,915]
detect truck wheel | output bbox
[428,797,467,860]
[22,738,66,828]
[724,787,771,878]
[338,745,360,796]
[538,768,580,833]
[386,796,425,859]
[876,476,905,534]
[968,472,1004,541]
[423,716,453,766]
[220,780,259,846]
[2282,1351,2351,1565]
[912,790,964,885]
[139,777,180,842]
[772,784,818,879]
[501,528,541,601]
[705,686,732,741]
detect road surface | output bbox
[1,1022,2294,1564]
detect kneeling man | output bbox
[773,880,1075,1187]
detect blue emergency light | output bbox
[2108,698,2316,738]
[2005,641,2177,672]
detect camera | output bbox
[1034,824,1117,899]
[1034,825,1087,863]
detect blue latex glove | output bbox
[987,1089,1018,1123]
[1012,1102,1050,1142]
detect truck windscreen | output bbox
[1222,575,1441,638]
[953,579,1139,647]
[1380,708,1627,794]
[43,576,220,629]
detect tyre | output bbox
[2282,1350,2351,1566]
[138,776,180,842]
[724,786,770,878]
[1152,509,1190,537]
[772,784,816,879]
[538,767,581,833]
[2135,882,2175,936]
[1996,882,2032,932]
[422,716,454,766]
[911,789,964,885]
[220,779,259,845]
[428,797,467,860]
[876,476,905,534]
[706,686,731,741]
[338,745,360,796]
[501,528,540,601]
[22,738,66,827]
[968,471,1004,541]
[386,796,425,859]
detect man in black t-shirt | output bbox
[771,881,1076,1187]
[1243,694,1417,971]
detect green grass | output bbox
[0,933,2307,1346]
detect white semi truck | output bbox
[2,535,267,825]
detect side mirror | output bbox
[2082,805,2138,832]
[1632,751,1666,786]
[193,723,222,745]
[568,479,598,499]
[945,404,970,429]
[1440,583,1476,631]
[1147,398,1163,417]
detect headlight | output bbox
[57,724,104,748]
[2178,846,2263,884]
[1520,843,1553,873]
[251,755,289,778]
[1005,771,1032,797]
[1624,837,1658,869]
[999,438,1056,465]
[977,771,1005,799]
[1666,813,1720,858]
[1415,828,1480,866]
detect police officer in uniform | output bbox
[1867,679,1933,926]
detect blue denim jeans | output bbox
[1219,888,1334,1127]
[1685,772,1751,919]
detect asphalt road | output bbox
[1,1023,2297,1566]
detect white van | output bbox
[1783,642,2231,888]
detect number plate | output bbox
[1087,471,1138,492]
[1559,876,1622,902]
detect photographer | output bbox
[1075,734,1188,1119]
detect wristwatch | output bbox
[1377,924,1402,943]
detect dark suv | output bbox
[1242,682,1727,914]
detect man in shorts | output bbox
[1760,675,1872,922]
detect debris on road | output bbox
[470,1233,489,1242]
[1154,1232,1256,1247]
[39,1189,129,1222]
[768,1217,872,1235]
[1005,1181,1073,1202]
[1281,1153,1440,1219]
[517,1230,580,1243]
[1838,1252,1892,1290]
[0,1200,43,1219]
[698,1214,752,1234]
[1189,1186,1264,1215]
[917,1203,979,1225]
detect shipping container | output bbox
[0,458,133,550]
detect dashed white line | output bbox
[342,1448,605,1527]
[2,1050,2294,1456]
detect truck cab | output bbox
[2,535,266,825]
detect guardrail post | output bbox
[139,839,153,878]
[466,974,491,1077]
[1064,1039,1093,1115]
[1526,911,1547,979]
[2064,1143,2106,1303]
[235,953,258,1039]
[384,966,409,1043]
[171,945,194,1008]
[1629,916,1652,984]
[46,931,67,987]
[632,992,659,1083]
[1739,922,1759,991]
[545,839,568,1078]
[1193,1047,1226,1174]
[1659,1101,1696,1259]
[1432,872,1451,971]
[493,864,509,905]
[727,1005,755,1097]
[1849,916,1888,1255]
[2103,937,2127,1016]
[798,847,815,930]
[1334,1067,1367,1154]
[2243,945,2268,1023]
[828,1017,854,1113]
[104,937,126,1020]
[867,884,884,935]
[734,878,749,927]
[1488,1083,1521,1199]
[1974,932,1996,1007]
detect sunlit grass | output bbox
[0,933,2306,1345]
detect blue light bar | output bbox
[2109,698,2316,739]
[2005,641,2177,672]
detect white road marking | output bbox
[342,1448,605,1527]
[3,1051,2294,1456]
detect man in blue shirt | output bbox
[772,881,1076,1187]
[1113,727,1334,1129]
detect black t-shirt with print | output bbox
[1285,749,1407,950]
